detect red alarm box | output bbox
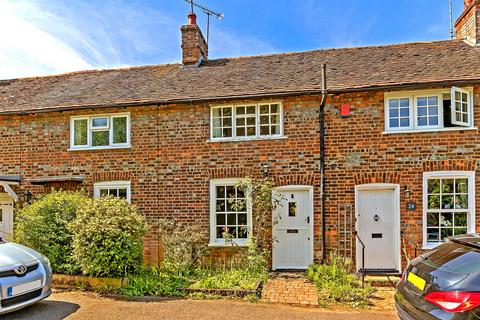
[340,104,350,118]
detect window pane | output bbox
[418,107,427,116]
[442,195,454,209]
[118,188,127,199]
[389,109,398,117]
[238,214,247,225]
[399,108,409,117]
[442,179,454,193]
[216,186,226,198]
[212,108,222,117]
[223,107,232,116]
[73,119,88,146]
[454,212,468,227]
[270,104,279,113]
[427,212,439,226]
[92,117,108,128]
[427,228,440,242]
[92,130,109,146]
[440,212,453,227]
[417,97,427,106]
[418,117,427,126]
[400,98,409,107]
[428,179,440,194]
[217,214,225,225]
[456,179,468,193]
[113,117,127,144]
[227,214,236,225]
[389,119,399,128]
[441,228,453,241]
[454,228,468,236]
[428,195,440,209]
[216,200,226,212]
[260,115,269,125]
[246,106,256,114]
[455,195,468,209]
[260,105,269,113]
[100,189,108,197]
[389,99,398,108]
[399,118,409,127]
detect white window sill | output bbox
[209,241,248,248]
[68,145,131,151]
[383,127,478,135]
[207,136,288,143]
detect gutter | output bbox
[1,79,480,115]
[319,64,328,263]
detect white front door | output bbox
[0,194,13,239]
[356,185,400,272]
[272,187,313,270]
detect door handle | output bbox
[306,216,310,224]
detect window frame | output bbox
[69,113,131,150]
[93,180,131,203]
[422,171,475,249]
[209,178,252,246]
[451,86,472,127]
[210,102,284,141]
[384,88,474,133]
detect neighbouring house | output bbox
[2,1,480,274]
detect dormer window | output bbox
[384,87,474,133]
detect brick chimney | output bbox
[455,0,480,44]
[181,12,208,67]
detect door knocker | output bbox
[374,214,380,222]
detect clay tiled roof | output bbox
[1,39,480,114]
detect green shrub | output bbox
[190,268,266,290]
[69,196,149,277]
[122,266,187,297]
[13,191,88,274]
[306,252,376,307]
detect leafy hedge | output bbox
[69,196,149,277]
[13,191,87,274]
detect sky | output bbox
[0,0,465,80]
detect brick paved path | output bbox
[261,272,319,306]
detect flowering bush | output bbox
[69,196,149,277]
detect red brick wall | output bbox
[324,87,480,268]
[0,97,321,263]
[2,86,479,268]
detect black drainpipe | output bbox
[320,64,327,262]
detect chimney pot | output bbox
[188,12,197,25]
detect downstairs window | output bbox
[423,172,475,248]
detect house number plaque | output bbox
[406,202,417,211]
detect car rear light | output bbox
[424,291,480,313]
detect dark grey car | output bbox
[396,234,480,319]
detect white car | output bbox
[0,238,52,315]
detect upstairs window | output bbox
[211,102,283,140]
[70,113,130,150]
[385,87,473,132]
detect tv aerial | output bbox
[183,0,224,45]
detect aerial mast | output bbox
[183,0,224,45]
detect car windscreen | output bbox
[422,242,480,274]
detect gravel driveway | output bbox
[2,291,398,320]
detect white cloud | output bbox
[0,0,92,79]
[0,0,276,80]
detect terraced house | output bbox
[2,1,480,274]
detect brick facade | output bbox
[2,84,480,268]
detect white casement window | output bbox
[211,102,283,140]
[94,181,131,203]
[423,171,475,249]
[70,113,130,150]
[385,87,474,133]
[209,179,252,246]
